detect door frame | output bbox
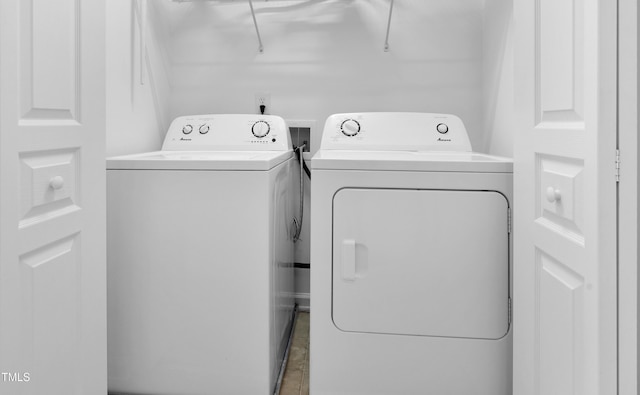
[618,0,639,392]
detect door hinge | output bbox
[507,208,512,234]
[615,149,620,182]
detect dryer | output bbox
[310,113,513,395]
[107,114,296,395]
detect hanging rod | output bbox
[248,0,264,53]
[384,0,395,52]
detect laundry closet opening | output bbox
[106,0,516,306]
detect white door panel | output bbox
[0,0,106,393]
[514,0,617,393]
[332,188,510,340]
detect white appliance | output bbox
[107,114,296,395]
[310,112,513,395]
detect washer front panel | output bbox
[332,188,510,339]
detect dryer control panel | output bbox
[162,114,292,151]
[320,112,472,152]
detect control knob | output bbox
[341,119,360,137]
[182,124,193,134]
[436,123,449,134]
[252,121,270,138]
[199,124,210,134]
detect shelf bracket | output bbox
[384,0,395,52]
[248,0,264,53]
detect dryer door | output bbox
[332,188,510,339]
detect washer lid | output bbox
[107,150,292,171]
[311,151,513,173]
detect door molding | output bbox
[618,0,639,392]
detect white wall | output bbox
[155,0,487,151]
[106,1,172,156]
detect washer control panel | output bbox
[162,114,292,151]
[321,112,472,152]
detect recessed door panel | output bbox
[332,188,509,339]
[20,0,80,121]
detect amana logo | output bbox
[437,138,451,142]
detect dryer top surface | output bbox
[312,150,513,173]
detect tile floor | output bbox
[279,312,310,395]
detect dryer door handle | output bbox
[341,239,356,281]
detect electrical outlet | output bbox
[254,92,271,115]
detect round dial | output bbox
[182,124,193,134]
[252,121,270,138]
[341,119,360,137]
[199,124,210,134]
[436,123,449,134]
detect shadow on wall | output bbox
[482,0,515,157]
[106,0,172,157]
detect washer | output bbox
[310,112,513,395]
[107,114,296,395]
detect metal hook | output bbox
[384,0,395,52]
